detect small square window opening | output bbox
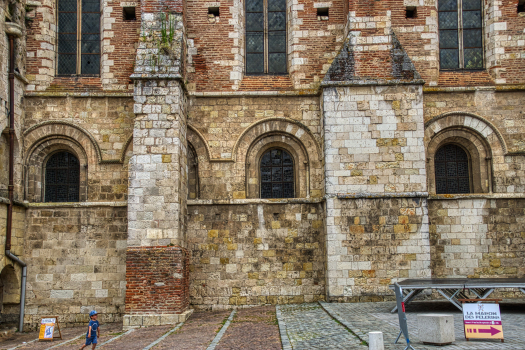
[123,7,136,21]
[406,6,417,18]
[518,0,525,13]
[317,7,329,20]
[208,7,220,23]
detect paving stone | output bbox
[277,303,365,350]
[215,306,281,350]
[321,301,525,350]
[154,310,231,350]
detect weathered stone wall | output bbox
[188,201,326,310]
[187,96,324,200]
[323,85,426,194]
[429,197,525,279]
[22,97,134,202]
[0,202,26,325]
[23,204,127,330]
[326,197,430,302]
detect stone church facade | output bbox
[0,0,524,330]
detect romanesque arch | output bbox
[234,118,323,198]
[23,122,96,202]
[425,112,506,194]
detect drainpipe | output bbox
[4,22,27,332]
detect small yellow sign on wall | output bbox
[38,317,62,341]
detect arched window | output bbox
[45,151,80,202]
[260,148,294,198]
[245,0,287,74]
[435,144,470,194]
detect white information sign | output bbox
[463,303,504,340]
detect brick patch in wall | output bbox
[125,246,190,318]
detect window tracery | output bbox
[260,148,294,198]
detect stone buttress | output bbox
[124,5,192,328]
[321,9,431,301]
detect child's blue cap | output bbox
[89,310,97,317]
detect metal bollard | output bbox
[368,331,385,350]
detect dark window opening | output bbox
[57,0,101,75]
[519,0,525,13]
[317,7,329,20]
[260,148,294,199]
[435,144,471,194]
[123,6,136,21]
[246,0,287,74]
[208,7,220,16]
[45,151,80,202]
[438,0,483,70]
[406,6,417,18]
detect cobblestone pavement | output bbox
[3,301,525,349]
[215,306,281,350]
[321,300,525,350]
[277,303,365,350]
[153,310,231,350]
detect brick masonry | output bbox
[125,246,189,315]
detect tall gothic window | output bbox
[45,151,80,202]
[435,144,471,194]
[438,0,483,69]
[246,0,287,74]
[57,0,101,75]
[260,149,294,198]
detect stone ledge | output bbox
[189,90,319,97]
[336,192,429,199]
[27,201,127,208]
[0,197,28,208]
[24,92,134,97]
[429,193,525,200]
[188,198,324,205]
[122,310,193,330]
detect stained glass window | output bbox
[435,144,470,194]
[45,151,80,202]
[246,0,287,74]
[438,0,483,69]
[261,149,294,198]
[58,0,100,75]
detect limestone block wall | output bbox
[323,85,426,194]
[22,97,134,202]
[423,91,525,193]
[323,83,430,301]
[188,201,326,310]
[0,203,26,325]
[187,96,324,200]
[429,197,525,280]
[325,197,430,301]
[23,204,127,330]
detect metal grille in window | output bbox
[57,0,100,75]
[435,144,470,194]
[261,149,294,198]
[438,0,483,69]
[246,0,286,74]
[45,151,80,202]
